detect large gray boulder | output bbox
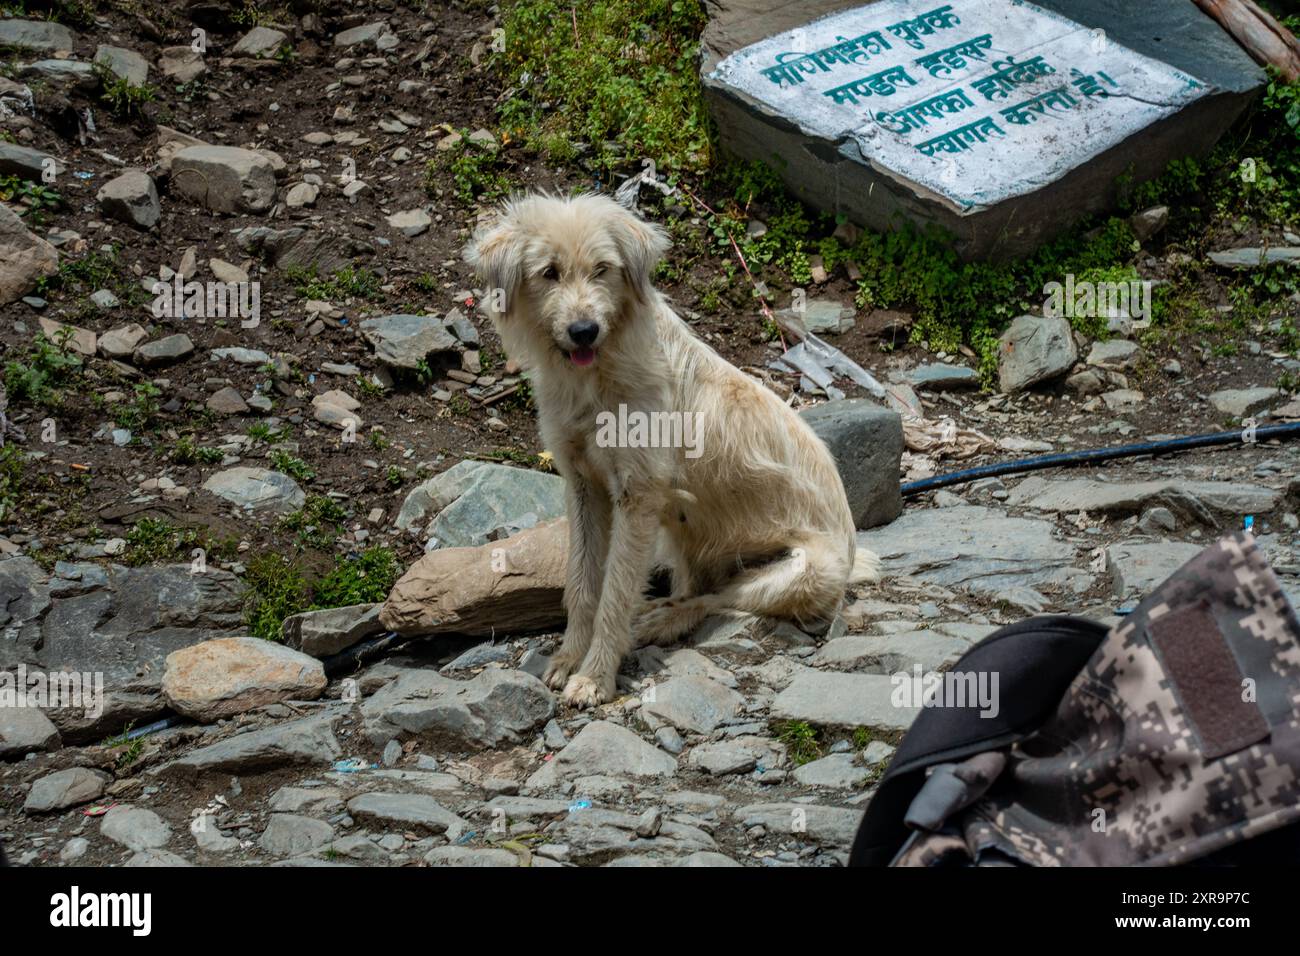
[96,169,160,230]
[0,202,58,305]
[800,400,902,529]
[171,145,276,214]
[395,459,565,548]
[0,142,56,182]
[0,19,74,53]
[93,44,149,85]
[997,314,1078,392]
[359,314,459,371]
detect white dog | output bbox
[465,192,879,707]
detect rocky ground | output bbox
[0,1,1298,867]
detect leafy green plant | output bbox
[773,719,822,766]
[96,66,157,118]
[113,382,162,433]
[283,264,382,302]
[426,133,510,205]
[268,449,314,482]
[171,435,225,465]
[312,546,400,608]
[3,329,82,407]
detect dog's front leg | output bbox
[544,474,611,691]
[563,482,662,708]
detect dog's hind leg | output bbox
[544,476,611,691]
[636,535,854,644]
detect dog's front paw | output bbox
[543,655,578,691]
[562,674,612,709]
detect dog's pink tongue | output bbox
[570,347,596,367]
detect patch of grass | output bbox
[772,719,822,766]
[268,449,314,482]
[283,264,383,302]
[170,435,225,465]
[3,328,82,408]
[95,65,157,118]
[312,546,400,608]
[112,382,162,434]
[0,173,61,225]
[497,0,711,175]
[244,552,311,641]
[425,132,510,205]
[246,422,284,444]
[277,495,347,550]
[0,443,23,522]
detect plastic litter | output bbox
[333,758,376,773]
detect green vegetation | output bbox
[0,443,22,522]
[96,66,157,119]
[112,382,162,434]
[772,719,822,766]
[277,494,347,550]
[497,0,711,175]
[426,130,510,205]
[0,173,61,225]
[3,328,81,407]
[243,546,400,641]
[122,517,237,567]
[268,449,315,482]
[170,435,225,466]
[283,264,383,302]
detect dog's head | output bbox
[463,192,669,371]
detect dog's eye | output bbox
[542,265,559,281]
[592,264,608,278]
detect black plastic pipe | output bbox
[900,421,1300,497]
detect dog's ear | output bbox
[463,212,522,318]
[610,206,669,304]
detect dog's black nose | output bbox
[567,320,599,347]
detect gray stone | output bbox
[125,849,194,866]
[641,675,743,734]
[97,169,160,229]
[442,642,515,672]
[858,504,1083,595]
[133,333,194,366]
[281,603,383,657]
[23,767,109,813]
[0,705,61,758]
[202,466,306,514]
[527,720,676,787]
[1208,247,1300,269]
[1007,475,1279,522]
[1087,339,1140,369]
[18,59,96,89]
[1130,205,1169,242]
[159,46,206,83]
[771,668,918,732]
[0,202,58,305]
[735,802,861,847]
[93,44,150,85]
[346,792,467,838]
[909,363,979,390]
[334,22,395,48]
[260,813,334,857]
[0,19,74,53]
[813,629,968,674]
[425,846,519,866]
[778,297,854,335]
[792,752,868,788]
[0,558,248,740]
[160,713,340,777]
[1208,387,1281,418]
[171,146,277,215]
[359,314,459,371]
[686,735,785,775]
[799,399,902,529]
[547,808,716,864]
[699,0,1262,260]
[268,786,344,814]
[231,26,288,58]
[361,667,555,749]
[102,805,172,851]
[997,314,1077,392]
[1107,540,1203,599]
[206,386,248,415]
[395,459,565,548]
[0,142,56,182]
[386,209,432,237]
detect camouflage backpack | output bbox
[850,531,1300,867]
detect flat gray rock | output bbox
[23,767,109,813]
[202,466,306,514]
[346,792,468,838]
[171,145,276,215]
[359,313,459,370]
[97,169,160,230]
[395,459,565,548]
[997,314,1077,392]
[527,721,677,787]
[281,603,383,657]
[259,813,334,857]
[0,705,61,759]
[0,19,75,53]
[771,668,919,732]
[1007,476,1279,522]
[813,629,967,673]
[93,44,150,85]
[686,735,786,775]
[859,504,1085,594]
[1208,387,1281,418]
[160,713,341,777]
[361,667,555,749]
[425,846,520,866]
[792,752,869,788]
[735,802,861,847]
[102,805,172,851]
[1106,540,1203,599]
[641,675,743,734]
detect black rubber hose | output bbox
[900,421,1300,497]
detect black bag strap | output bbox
[848,615,1109,866]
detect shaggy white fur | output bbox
[465,192,880,708]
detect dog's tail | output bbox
[848,547,882,587]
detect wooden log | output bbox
[1192,0,1300,81]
